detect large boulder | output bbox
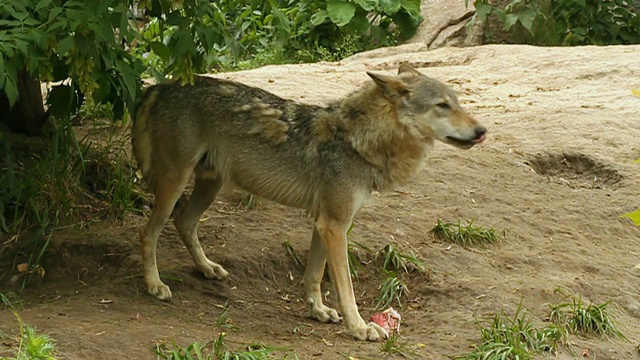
[408,0,483,48]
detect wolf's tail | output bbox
[131,86,160,190]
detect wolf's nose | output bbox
[475,127,487,138]
[473,127,487,143]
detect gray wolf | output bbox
[131,63,486,341]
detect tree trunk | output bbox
[0,70,48,136]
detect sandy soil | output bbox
[1,44,640,359]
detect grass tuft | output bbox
[458,301,560,360]
[374,274,409,310]
[375,243,427,274]
[154,332,278,360]
[282,240,303,268]
[431,219,501,247]
[215,302,240,332]
[239,193,261,209]
[549,292,625,340]
[380,333,418,358]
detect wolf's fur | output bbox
[131,63,486,341]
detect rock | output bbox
[408,0,482,49]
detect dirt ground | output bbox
[1,44,640,359]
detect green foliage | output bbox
[6,314,58,360]
[431,219,500,248]
[0,121,142,276]
[375,243,427,274]
[282,240,303,267]
[2,0,422,122]
[153,332,279,360]
[374,274,409,310]
[0,121,85,278]
[380,333,418,357]
[549,292,625,339]
[458,301,560,360]
[466,0,640,45]
[0,0,148,119]
[621,208,640,226]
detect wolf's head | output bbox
[367,63,486,149]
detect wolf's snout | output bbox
[473,127,487,143]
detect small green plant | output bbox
[239,193,261,210]
[431,219,500,247]
[215,303,240,332]
[458,301,560,360]
[375,243,427,274]
[282,240,303,267]
[380,333,418,358]
[374,274,409,310]
[154,332,277,360]
[6,314,58,360]
[549,292,625,340]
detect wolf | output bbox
[131,63,486,341]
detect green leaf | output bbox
[116,59,138,104]
[400,0,421,17]
[345,12,371,34]
[379,0,402,16]
[57,36,74,55]
[391,11,418,39]
[475,2,492,20]
[354,0,377,12]
[48,6,63,21]
[310,9,328,26]
[3,77,18,107]
[494,8,506,23]
[517,7,537,32]
[504,13,518,30]
[35,0,52,13]
[327,1,356,27]
[0,56,5,88]
[621,209,640,226]
[150,41,171,62]
[89,23,114,44]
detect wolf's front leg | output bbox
[303,225,341,323]
[315,215,388,341]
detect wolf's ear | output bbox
[397,63,423,77]
[367,71,410,103]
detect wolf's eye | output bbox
[436,102,450,110]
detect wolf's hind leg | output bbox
[141,171,191,300]
[303,225,342,323]
[174,174,229,280]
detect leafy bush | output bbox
[466,0,640,45]
[1,0,422,120]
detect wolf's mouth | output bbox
[446,131,487,148]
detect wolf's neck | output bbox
[334,86,432,191]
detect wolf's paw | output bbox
[147,281,172,301]
[199,259,229,280]
[309,302,342,323]
[350,322,389,342]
